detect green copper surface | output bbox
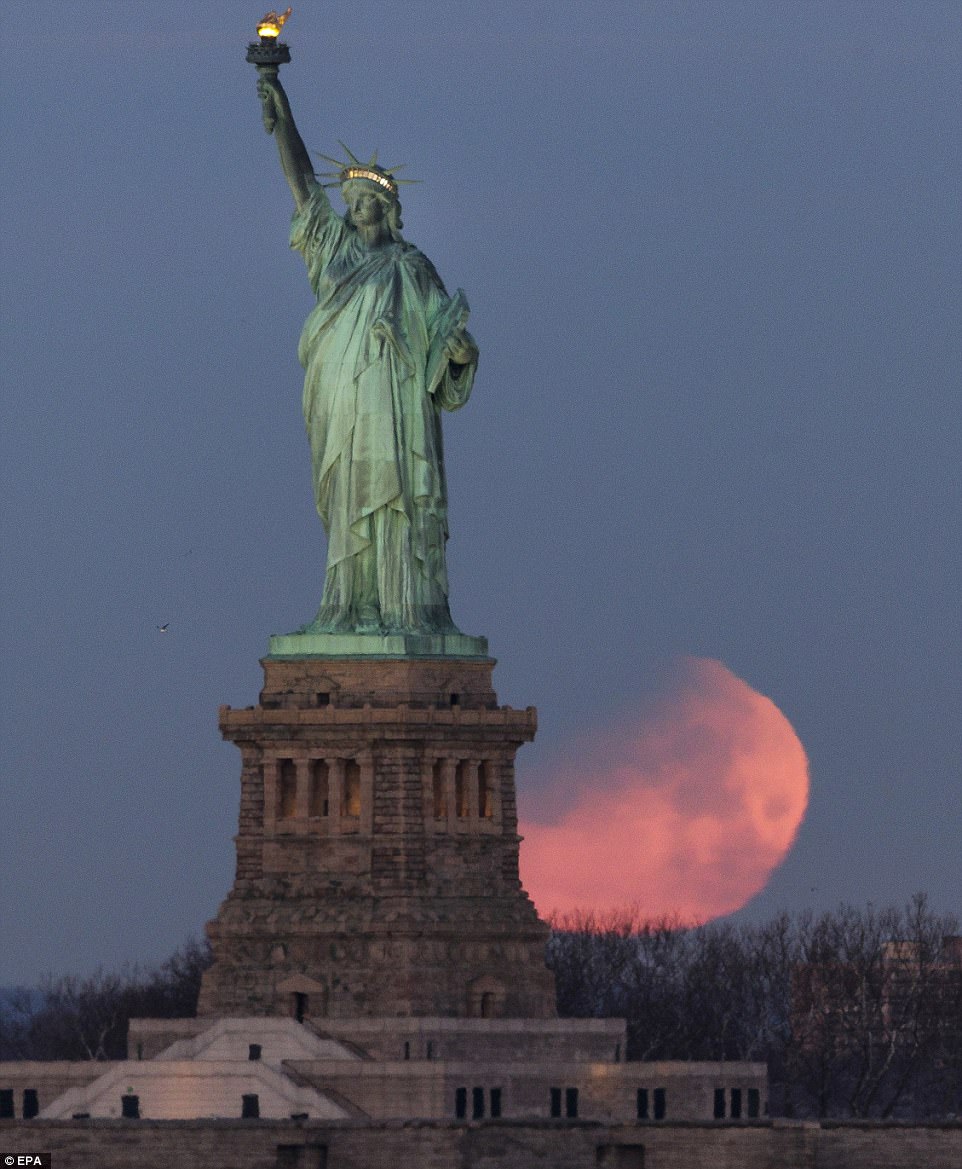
[255,71,481,654]
[267,630,489,659]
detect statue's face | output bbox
[346,185,386,228]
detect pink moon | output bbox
[518,658,810,924]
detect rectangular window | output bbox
[747,1088,760,1119]
[432,760,447,818]
[241,1093,260,1119]
[121,1094,140,1119]
[490,1087,502,1118]
[278,1149,327,1169]
[636,1087,649,1119]
[730,1088,742,1120]
[472,1086,485,1119]
[0,1090,14,1119]
[309,760,329,817]
[343,760,361,818]
[598,1148,646,1169]
[653,1088,666,1120]
[478,762,494,818]
[278,759,297,819]
[713,1088,726,1119]
[550,1087,562,1118]
[22,1089,38,1119]
[455,761,471,817]
[455,1087,467,1119]
[565,1087,579,1118]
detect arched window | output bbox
[467,976,505,1018]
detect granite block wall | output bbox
[3,1118,961,1169]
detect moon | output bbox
[517,658,810,923]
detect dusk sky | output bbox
[2,1,960,984]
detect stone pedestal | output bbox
[198,655,557,1020]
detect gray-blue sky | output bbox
[1,1,959,983]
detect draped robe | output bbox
[290,184,477,633]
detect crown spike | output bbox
[338,140,363,165]
[314,151,349,168]
[312,145,418,197]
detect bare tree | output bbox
[547,897,960,1119]
[1,937,211,1061]
[786,896,960,1118]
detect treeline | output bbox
[547,894,962,1119]
[3,901,960,1120]
[0,938,211,1061]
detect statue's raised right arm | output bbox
[256,75,317,211]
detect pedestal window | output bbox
[455,761,471,817]
[479,761,494,818]
[342,760,361,818]
[278,759,297,819]
[309,760,330,817]
[432,759,447,818]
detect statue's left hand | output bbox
[444,331,478,366]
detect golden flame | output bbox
[257,7,292,39]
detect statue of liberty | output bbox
[256,73,479,638]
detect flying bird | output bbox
[157,623,170,633]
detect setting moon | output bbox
[518,658,810,924]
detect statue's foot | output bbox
[299,612,353,635]
[353,605,385,635]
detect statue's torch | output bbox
[246,8,293,132]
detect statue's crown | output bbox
[340,166,398,198]
[315,142,417,202]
